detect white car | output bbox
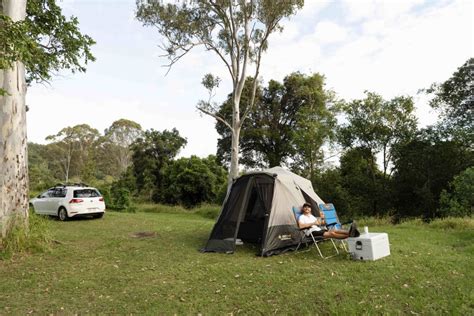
[30,185,106,221]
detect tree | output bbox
[391,129,474,219]
[216,72,336,176]
[425,58,473,144]
[130,128,187,202]
[337,92,417,214]
[28,143,56,192]
[438,167,474,218]
[136,0,303,182]
[45,124,100,183]
[101,119,143,177]
[0,0,94,240]
[339,147,382,217]
[161,155,227,208]
[289,73,337,180]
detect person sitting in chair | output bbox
[298,202,359,239]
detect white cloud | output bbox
[313,21,349,44]
[341,0,426,23]
[298,0,333,18]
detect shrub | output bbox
[111,186,131,211]
[161,155,227,208]
[438,167,474,217]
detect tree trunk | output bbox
[229,126,240,183]
[228,86,242,183]
[0,0,29,241]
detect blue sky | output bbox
[27,0,473,161]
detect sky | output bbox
[26,0,473,159]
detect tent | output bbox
[202,167,325,256]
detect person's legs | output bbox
[310,230,325,238]
[323,230,348,239]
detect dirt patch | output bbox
[129,231,158,239]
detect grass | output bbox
[0,209,472,314]
[0,211,52,260]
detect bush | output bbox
[438,167,474,217]
[161,156,227,208]
[111,186,131,211]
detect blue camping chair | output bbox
[292,206,339,259]
[318,203,350,252]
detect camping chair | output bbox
[318,203,350,252]
[292,206,339,259]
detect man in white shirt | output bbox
[298,203,358,239]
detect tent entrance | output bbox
[202,174,275,254]
[237,186,267,244]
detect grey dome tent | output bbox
[202,167,325,256]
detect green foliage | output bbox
[28,142,56,191]
[130,128,187,202]
[438,167,474,217]
[136,0,303,69]
[290,74,338,178]
[392,130,474,219]
[0,0,95,86]
[339,147,386,217]
[0,210,52,260]
[101,119,143,176]
[162,155,227,208]
[216,72,336,173]
[44,124,101,182]
[110,186,132,212]
[338,92,417,175]
[425,58,473,143]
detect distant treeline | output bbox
[28,59,473,219]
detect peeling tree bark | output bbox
[0,0,29,241]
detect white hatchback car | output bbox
[30,185,106,221]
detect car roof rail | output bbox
[54,182,89,188]
[68,182,89,187]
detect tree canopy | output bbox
[0,0,95,90]
[136,0,303,181]
[425,58,473,144]
[216,72,337,178]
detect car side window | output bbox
[40,191,50,198]
[54,188,67,198]
[44,189,55,198]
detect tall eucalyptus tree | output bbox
[136,0,303,182]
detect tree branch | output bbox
[197,106,233,132]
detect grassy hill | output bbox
[0,210,472,314]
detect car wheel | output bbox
[58,207,69,221]
[94,213,104,219]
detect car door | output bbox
[45,188,67,215]
[33,190,52,214]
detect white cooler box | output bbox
[347,232,390,261]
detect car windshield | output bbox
[73,189,101,198]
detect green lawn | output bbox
[0,211,473,314]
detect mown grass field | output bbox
[0,209,473,314]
